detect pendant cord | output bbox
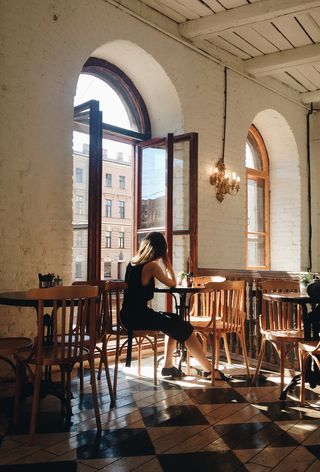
[222,66,228,163]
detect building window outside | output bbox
[105,173,112,187]
[75,195,84,214]
[75,167,83,183]
[75,261,82,278]
[119,231,125,248]
[246,125,270,269]
[105,199,112,217]
[75,230,83,248]
[105,231,111,248]
[104,261,111,278]
[119,175,125,189]
[119,201,125,219]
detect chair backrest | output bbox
[104,281,128,334]
[258,280,301,331]
[191,276,227,317]
[201,280,245,332]
[72,280,107,342]
[26,285,98,364]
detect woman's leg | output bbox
[163,336,177,368]
[185,332,211,372]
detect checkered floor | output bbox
[1,361,320,471]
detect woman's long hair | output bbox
[131,232,167,265]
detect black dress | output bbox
[120,262,193,342]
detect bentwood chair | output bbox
[0,338,33,375]
[72,280,115,405]
[13,285,101,445]
[190,276,230,363]
[253,280,303,392]
[104,281,160,398]
[189,280,250,385]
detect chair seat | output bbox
[0,337,33,355]
[299,340,320,352]
[15,345,89,366]
[189,316,239,331]
[263,329,304,342]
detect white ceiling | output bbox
[125,0,320,104]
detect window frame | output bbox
[246,125,270,270]
[105,199,112,218]
[119,175,125,189]
[118,231,125,249]
[119,200,125,219]
[105,173,112,188]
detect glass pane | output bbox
[173,141,189,231]
[248,234,265,267]
[72,129,89,281]
[100,139,133,280]
[246,133,263,170]
[247,178,265,232]
[140,146,166,229]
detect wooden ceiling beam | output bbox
[244,43,320,76]
[301,89,320,103]
[179,0,320,40]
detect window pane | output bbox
[141,147,166,229]
[173,141,189,231]
[247,178,265,232]
[246,134,263,170]
[248,234,265,267]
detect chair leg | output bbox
[138,338,142,377]
[28,365,42,445]
[239,331,251,380]
[100,348,115,406]
[66,368,73,418]
[153,334,158,386]
[79,361,84,392]
[215,336,221,370]
[113,334,121,399]
[89,354,101,430]
[211,331,216,386]
[253,337,266,385]
[13,361,24,426]
[279,343,285,393]
[300,352,306,406]
[222,333,232,365]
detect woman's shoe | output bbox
[161,366,185,378]
[202,369,232,382]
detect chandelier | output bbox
[210,159,240,202]
[209,67,240,203]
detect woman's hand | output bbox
[162,251,171,267]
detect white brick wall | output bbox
[0,0,315,339]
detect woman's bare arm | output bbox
[142,255,176,288]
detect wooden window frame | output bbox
[246,125,270,270]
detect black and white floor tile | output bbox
[0,361,320,471]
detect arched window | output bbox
[72,58,150,281]
[246,125,270,269]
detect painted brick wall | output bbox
[0,0,313,341]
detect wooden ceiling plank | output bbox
[272,15,313,47]
[192,38,245,68]
[295,10,320,42]
[272,71,308,92]
[201,0,226,13]
[179,0,320,39]
[219,30,263,56]
[312,61,320,72]
[176,0,213,17]
[208,35,251,59]
[234,25,279,54]
[219,0,249,8]
[245,43,320,76]
[296,63,320,88]
[251,21,293,50]
[289,68,318,91]
[141,0,187,22]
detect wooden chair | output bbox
[72,281,115,405]
[253,280,303,391]
[189,280,250,385]
[0,338,33,373]
[299,340,320,405]
[104,281,160,398]
[190,276,231,363]
[13,285,101,445]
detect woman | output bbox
[120,231,213,378]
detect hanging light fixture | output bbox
[209,67,240,202]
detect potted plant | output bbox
[177,271,188,286]
[299,272,313,293]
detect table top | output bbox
[263,292,310,303]
[0,291,39,307]
[154,286,205,294]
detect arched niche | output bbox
[80,39,184,137]
[252,109,301,271]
